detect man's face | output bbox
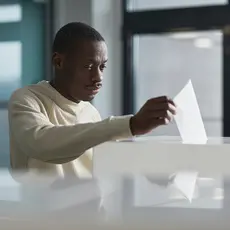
[53,40,108,102]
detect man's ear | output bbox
[52,52,64,69]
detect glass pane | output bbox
[134,30,222,137]
[0,4,22,23]
[0,2,46,168]
[0,109,10,167]
[0,41,22,100]
[128,0,227,11]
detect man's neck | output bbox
[50,78,80,104]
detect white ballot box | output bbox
[2,135,230,229]
[93,136,230,176]
[93,136,230,229]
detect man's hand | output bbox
[130,96,177,136]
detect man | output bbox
[8,22,176,179]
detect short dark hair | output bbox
[52,22,105,54]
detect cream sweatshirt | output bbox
[8,81,133,180]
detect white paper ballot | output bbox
[170,171,198,202]
[173,79,207,144]
[171,79,207,202]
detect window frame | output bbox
[122,0,230,137]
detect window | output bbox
[123,0,230,136]
[0,41,22,100]
[0,0,51,167]
[128,0,227,11]
[0,4,22,23]
[133,31,222,137]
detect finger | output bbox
[148,112,174,128]
[146,96,176,108]
[147,96,176,106]
[149,110,173,120]
[168,99,176,107]
[147,96,169,104]
[159,117,171,125]
[166,103,177,115]
[161,110,174,122]
[152,117,170,126]
[148,102,177,115]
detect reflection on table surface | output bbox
[119,136,230,145]
[0,169,225,209]
[133,175,223,209]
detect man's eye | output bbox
[100,65,107,71]
[85,64,93,70]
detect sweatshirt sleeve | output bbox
[8,93,133,163]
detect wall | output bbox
[92,0,123,118]
[53,0,123,118]
[53,0,92,33]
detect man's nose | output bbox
[91,68,103,82]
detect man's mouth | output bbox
[85,83,102,94]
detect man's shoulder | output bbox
[10,86,31,100]
[9,85,40,106]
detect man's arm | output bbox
[8,94,133,163]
